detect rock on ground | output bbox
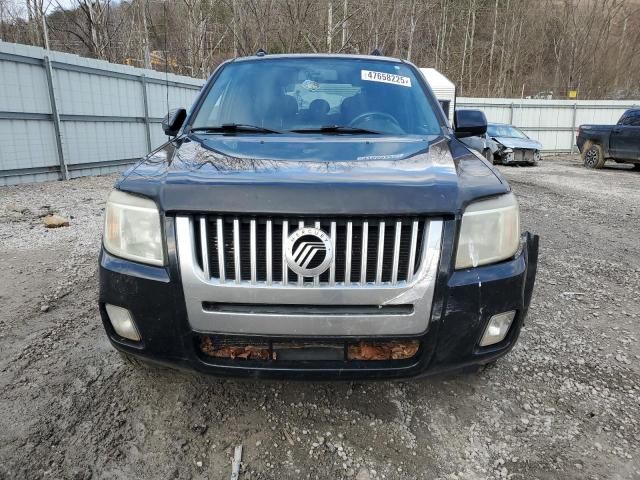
[42,214,70,228]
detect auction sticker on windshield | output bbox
[361,70,412,87]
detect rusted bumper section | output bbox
[198,336,420,362]
[98,232,539,380]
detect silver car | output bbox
[462,123,542,166]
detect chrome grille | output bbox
[192,216,427,287]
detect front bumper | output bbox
[98,220,539,380]
[498,148,541,165]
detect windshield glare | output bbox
[191,58,442,135]
[487,124,528,139]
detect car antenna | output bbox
[256,48,268,57]
[370,48,383,56]
[163,1,170,138]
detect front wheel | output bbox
[632,163,640,171]
[583,143,606,169]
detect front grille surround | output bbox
[192,215,428,288]
[175,216,443,336]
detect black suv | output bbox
[99,54,539,379]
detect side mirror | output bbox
[162,108,187,136]
[454,109,487,138]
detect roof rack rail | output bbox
[370,48,383,56]
[256,48,268,57]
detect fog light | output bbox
[105,304,141,341]
[479,311,516,347]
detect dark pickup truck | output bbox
[577,108,640,169]
[99,53,539,380]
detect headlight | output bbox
[455,193,520,269]
[104,190,164,266]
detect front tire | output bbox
[583,143,606,169]
[632,163,640,171]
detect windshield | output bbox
[190,57,443,136]
[487,124,528,139]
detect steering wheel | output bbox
[348,112,403,132]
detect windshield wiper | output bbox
[190,123,282,134]
[289,125,382,135]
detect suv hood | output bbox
[117,134,508,215]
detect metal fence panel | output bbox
[457,97,640,152]
[0,58,50,113]
[60,120,148,166]
[0,119,57,170]
[3,40,640,185]
[55,68,144,117]
[146,82,200,118]
[0,41,205,186]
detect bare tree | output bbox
[1,0,637,99]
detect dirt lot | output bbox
[0,155,639,480]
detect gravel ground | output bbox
[0,155,639,480]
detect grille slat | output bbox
[282,220,288,285]
[345,221,352,285]
[407,220,418,282]
[250,219,257,284]
[329,221,336,286]
[376,221,385,285]
[391,221,402,284]
[297,220,304,286]
[200,216,427,287]
[199,217,210,279]
[266,220,272,285]
[233,219,241,284]
[360,221,369,284]
[216,218,225,281]
[314,221,321,287]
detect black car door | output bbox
[626,113,640,160]
[610,111,640,160]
